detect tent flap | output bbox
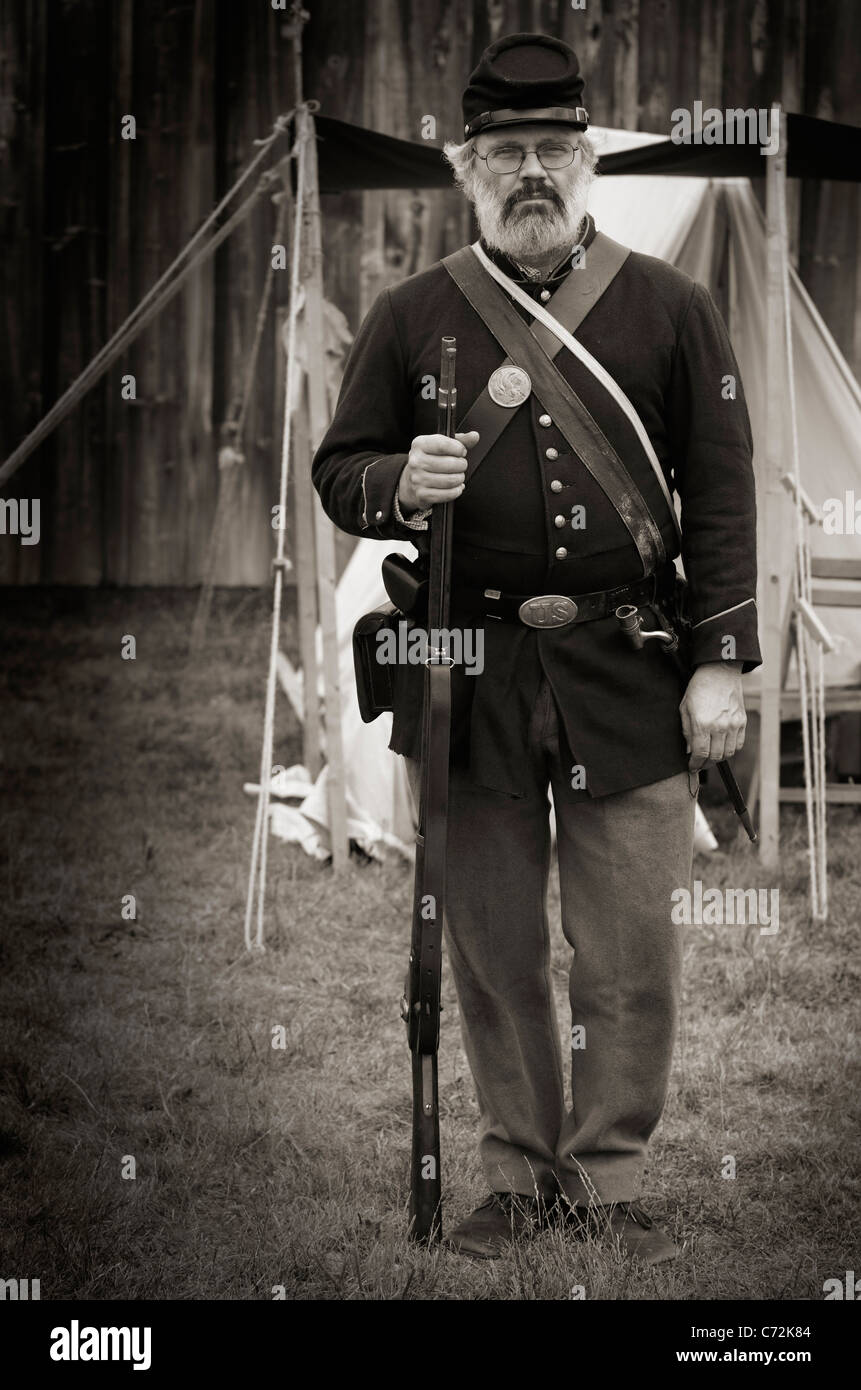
[314,111,861,192]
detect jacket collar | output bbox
[479,212,596,292]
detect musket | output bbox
[400,336,457,1243]
[615,603,757,842]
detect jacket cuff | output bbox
[392,491,431,531]
[359,453,427,539]
[690,598,762,672]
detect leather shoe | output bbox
[445,1192,545,1260]
[559,1199,679,1266]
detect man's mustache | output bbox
[502,182,565,220]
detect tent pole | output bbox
[292,394,322,779]
[299,102,350,872]
[759,107,788,869]
[278,173,322,779]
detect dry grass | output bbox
[0,587,858,1300]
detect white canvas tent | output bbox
[262,126,861,862]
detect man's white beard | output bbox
[468,165,592,262]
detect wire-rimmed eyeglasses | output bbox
[474,141,581,174]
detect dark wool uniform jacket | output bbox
[312,213,762,800]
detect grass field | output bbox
[1,587,859,1301]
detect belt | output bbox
[453,568,675,629]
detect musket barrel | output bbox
[406,334,458,1244]
[438,337,457,434]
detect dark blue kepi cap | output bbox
[463,32,589,139]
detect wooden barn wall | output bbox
[0,0,858,586]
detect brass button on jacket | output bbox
[555,546,568,559]
[550,479,563,492]
[546,447,559,461]
[554,515,566,528]
[538,414,552,427]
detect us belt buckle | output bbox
[518,595,578,629]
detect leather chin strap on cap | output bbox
[465,105,589,136]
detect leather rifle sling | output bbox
[451,231,631,482]
[443,243,666,575]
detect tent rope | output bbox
[243,111,311,952]
[780,177,828,922]
[0,111,295,489]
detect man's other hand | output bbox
[680,661,747,770]
[397,430,480,511]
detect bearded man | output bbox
[313,33,760,1265]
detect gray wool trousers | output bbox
[405,671,696,1205]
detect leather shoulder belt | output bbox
[451,231,629,480]
[442,239,668,577]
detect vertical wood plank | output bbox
[697,0,725,113]
[637,0,670,132]
[129,0,166,584]
[104,0,134,585]
[180,0,216,585]
[304,0,367,332]
[799,0,861,382]
[411,0,480,262]
[779,0,805,267]
[213,0,286,585]
[0,0,47,583]
[360,1,399,320]
[41,0,110,584]
[561,0,641,131]
[360,0,478,305]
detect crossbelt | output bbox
[443,247,669,576]
[452,567,676,628]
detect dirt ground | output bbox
[1,587,858,1300]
